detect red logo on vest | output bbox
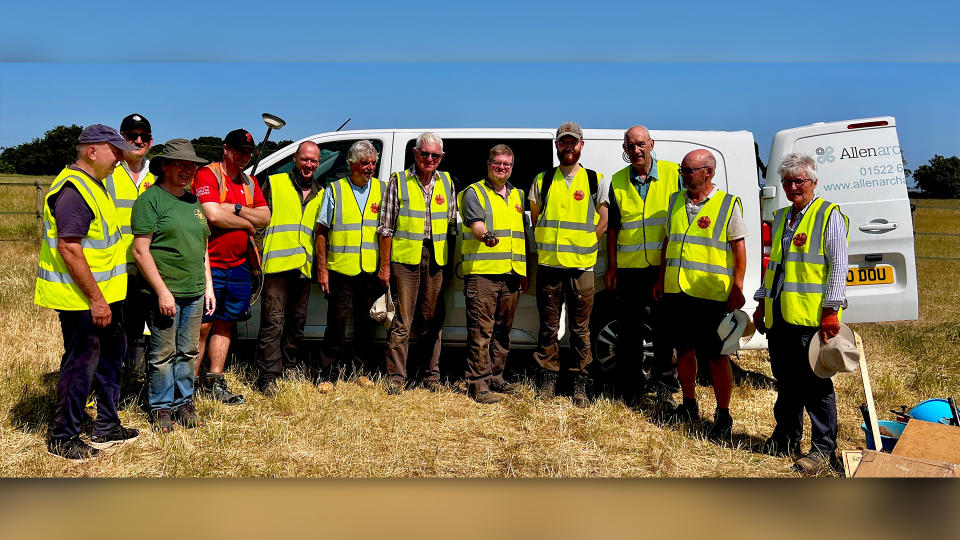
[573,190,585,201]
[515,204,523,213]
[698,216,711,229]
[370,202,379,214]
[793,233,808,248]
[435,194,445,205]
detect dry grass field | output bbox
[1,175,957,478]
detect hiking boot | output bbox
[207,374,244,405]
[491,381,522,395]
[538,370,558,400]
[282,366,305,380]
[152,408,175,433]
[663,401,700,425]
[173,401,202,429]
[89,425,140,449]
[47,436,99,462]
[707,410,733,441]
[753,437,800,458]
[354,376,375,388]
[423,380,443,393]
[794,451,840,475]
[385,378,405,395]
[258,378,280,397]
[656,387,678,415]
[472,390,501,404]
[571,374,590,408]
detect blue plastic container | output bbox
[908,399,952,423]
[861,420,906,452]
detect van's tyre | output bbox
[589,290,656,397]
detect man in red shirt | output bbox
[192,129,271,404]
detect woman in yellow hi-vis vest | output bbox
[35,125,140,462]
[376,133,457,395]
[314,140,385,392]
[751,153,849,474]
[654,149,747,441]
[459,145,529,405]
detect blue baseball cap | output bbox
[77,124,137,151]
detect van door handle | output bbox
[859,222,898,233]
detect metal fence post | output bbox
[35,180,42,242]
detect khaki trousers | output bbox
[385,245,445,382]
[464,273,520,395]
[532,266,594,373]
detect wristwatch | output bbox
[234,203,243,216]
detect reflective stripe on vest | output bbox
[391,170,451,266]
[35,169,127,310]
[105,162,155,264]
[763,198,849,328]
[327,177,382,276]
[457,181,526,276]
[611,160,679,268]
[663,189,740,302]
[533,167,599,268]
[261,173,323,277]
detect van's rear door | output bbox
[765,117,918,323]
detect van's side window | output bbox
[257,139,385,188]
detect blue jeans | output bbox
[146,295,203,411]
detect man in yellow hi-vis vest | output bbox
[36,125,141,461]
[605,125,682,409]
[751,153,848,474]
[254,141,323,396]
[377,133,458,395]
[459,144,530,404]
[529,122,610,408]
[105,113,155,378]
[654,149,747,440]
[315,140,385,392]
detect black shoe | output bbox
[538,370,558,400]
[207,374,244,405]
[571,374,590,408]
[89,425,140,449]
[258,379,279,397]
[663,402,700,425]
[753,437,800,458]
[707,411,733,441]
[173,401,202,429]
[47,436,99,462]
[794,450,841,475]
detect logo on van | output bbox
[816,147,835,164]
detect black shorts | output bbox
[663,292,727,358]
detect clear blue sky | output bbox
[1,1,958,170]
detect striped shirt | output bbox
[753,197,848,309]
[376,165,458,240]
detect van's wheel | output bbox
[589,291,657,397]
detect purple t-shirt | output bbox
[50,167,98,238]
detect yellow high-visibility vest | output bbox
[105,162,155,264]
[327,176,382,276]
[663,189,741,302]
[611,160,679,268]
[533,168,600,268]
[35,168,127,310]
[763,198,849,328]
[457,180,526,276]
[391,170,452,266]
[261,173,323,277]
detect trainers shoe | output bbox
[472,390,501,404]
[152,408,175,433]
[47,436,99,462]
[794,451,840,475]
[89,425,140,449]
[707,411,733,441]
[208,374,245,405]
[354,376,375,388]
[385,379,405,395]
[173,402,202,429]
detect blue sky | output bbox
[1,1,958,171]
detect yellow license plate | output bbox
[846,265,895,286]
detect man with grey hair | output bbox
[315,140,385,390]
[255,141,324,396]
[377,132,458,394]
[752,152,848,473]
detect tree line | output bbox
[0,125,292,176]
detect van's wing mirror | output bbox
[761,185,777,199]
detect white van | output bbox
[237,117,918,367]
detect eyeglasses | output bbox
[678,166,709,175]
[122,131,151,143]
[781,178,812,187]
[417,150,443,160]
[489,160,513,169]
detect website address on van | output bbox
[821,175,906,192]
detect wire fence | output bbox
[0,180,44,242]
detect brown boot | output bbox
[539,370,558,399]
[571,374,589,408]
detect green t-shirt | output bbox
[131,185,211,297]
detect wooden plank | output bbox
[891,419,960,464]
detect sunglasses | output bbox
[417,150,443,160]
[122,131,151,143]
